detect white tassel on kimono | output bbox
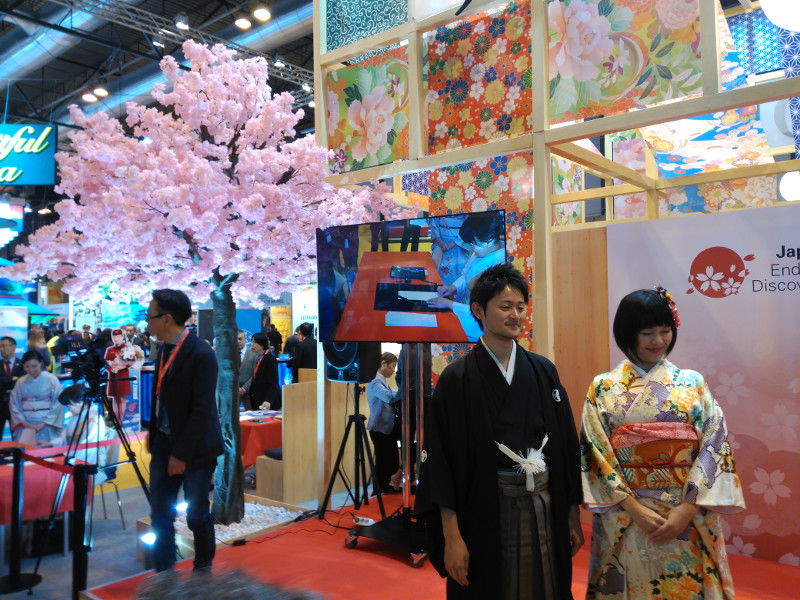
[495,434,549,491]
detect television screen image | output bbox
[316,209,506,344]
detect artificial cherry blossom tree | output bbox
[3,41,409,523]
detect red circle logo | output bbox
[687,246,754,298]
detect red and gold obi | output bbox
[611,422,698,489]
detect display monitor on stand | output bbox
[315,210,507,567]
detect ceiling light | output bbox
[302,82,312,93]
[93,84,108,97]
[235,15,252,29]
[760,0,800,32]
[308,100,316,108]
[174,12,190,30]
[253,5,271,22]
[38,207,52,215]
[273,54,285,69]
[153,36,165,49]
[82,92,98,102]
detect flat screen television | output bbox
[316,209,506,344]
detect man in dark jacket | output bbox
[289,322,317,383]
[146,289,223,571]
[0,336,24,438]
[417,263,584,599]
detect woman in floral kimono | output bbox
[581,287,745,599]
[9,350,64,446]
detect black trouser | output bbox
[369,418,399,494]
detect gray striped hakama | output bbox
[496,468,557,600]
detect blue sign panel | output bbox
[0,124,57,185]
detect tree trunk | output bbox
[209,278,245,524]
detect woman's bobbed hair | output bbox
[613,289,677,362]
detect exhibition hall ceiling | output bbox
[0,0,315,215]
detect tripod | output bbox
[319,383,386,520]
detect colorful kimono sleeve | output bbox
[580,377,634,510]
[681,372,746,514]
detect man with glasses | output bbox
[145,289,223,572]
[0,336,24,439]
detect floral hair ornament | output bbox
[655,285,681,328]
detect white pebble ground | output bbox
[174,502,303,541]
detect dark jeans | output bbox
[369,418,400,494]
[149,433,216,571]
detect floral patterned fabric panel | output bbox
[638,5,773,180]
[664,176,777,213]
[325,0,408,52]
[552,155,582,226]
[780,29,800,156]
[427,150,535,383]
[424,1,533,154]
[610,135,649,219]
[548,0,704,123]
[326,46,410,173]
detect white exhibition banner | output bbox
[607,203,800,565]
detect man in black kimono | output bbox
[417,263,584,599]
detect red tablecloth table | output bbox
[334,251,468,342]
[240,418,282,469]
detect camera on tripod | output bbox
[52,333,107,403]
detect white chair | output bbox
[95,429,125,529]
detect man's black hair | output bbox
[1,336,16,346]
[612,289,677,361]
[298,322,314,337]
[152,289,193,325]
[252,332,270,349]
[469,262,528,329]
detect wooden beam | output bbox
[532,132,554,359]
[700,0,721,98]
[318,0,500,67]
[531,0,549,133]
[312,0,325,146]
[325,133,535,185]
[552,183,642,205]
[545,77,800,145]
[319,23,415,68]
[552,142,655,190]
[655,158,800,190]
[406,30,426,161]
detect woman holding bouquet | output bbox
[581,287,745,599]
[104,328,134,423]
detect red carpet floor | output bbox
[85,494,799,599]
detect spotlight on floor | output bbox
[140,532,156,545]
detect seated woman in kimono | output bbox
[9,350,64,446]
[580,287,746,599]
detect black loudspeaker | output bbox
[322,342,381,384]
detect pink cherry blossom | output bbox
[347,86,395,161]
[1,40,414,306]
[749,468,791,505]
[548,0,614,83]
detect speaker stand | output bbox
[319,383,386,520]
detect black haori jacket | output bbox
[416,341,583,599]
